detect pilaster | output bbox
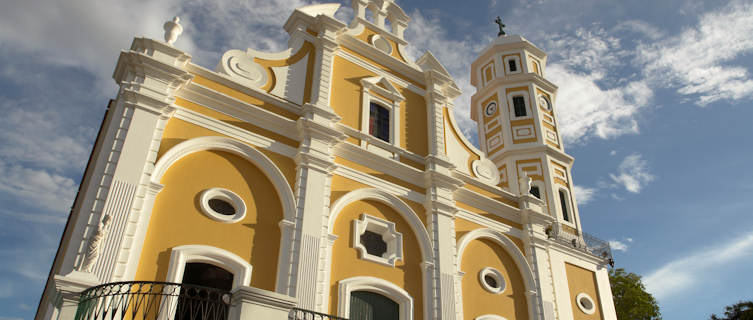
[57,37,192,286]
[519,193,556,320]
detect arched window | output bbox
[559,189,571,222]
[529,185,541,199]
[369,102,391,142]
[181,262,233,290]
[349,291,399,320]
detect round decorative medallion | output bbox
[369,35,393,55]
[485,102,498,117]
[472,159,500,185]
[538,95,552,111]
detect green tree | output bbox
[609,268,661,320]
[710,300,753,320]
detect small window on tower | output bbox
[530,186,541,199]
[508,59,517,72]
[513,96,527,117]
[369,103,390,142]
[559,190,571,222]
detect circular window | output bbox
[478,267,506,294]
[576,293,596,314]
[538,95,552,111]
[199,188,246,223]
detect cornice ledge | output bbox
[113,50,193,90]
[295,152,337,174]
[297,117,347,145]
[119,89,175,115]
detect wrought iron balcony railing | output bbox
[289,308,348,320]
[75,281,231,320]
[547,223,614,266]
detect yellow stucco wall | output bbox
[134,150,283,292]
[330,55,429,156]
[565,263,604,320]
[460,238,529,320]
[328,199,424,319]
[158,117,298,192]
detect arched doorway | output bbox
[349,290,399,320]
[176,262,234,320]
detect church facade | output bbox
[36,1,617,319]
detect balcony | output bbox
[74,281,231,320]
[73,281,347,320]
[546,222,614,266]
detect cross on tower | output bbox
[494,16,506,37]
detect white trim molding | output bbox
[352,214,404,267]
[199,188,247,223]
[337,276,413,320]
[475,315,508,320]
[166,245,252,289]
[576,292,596,315]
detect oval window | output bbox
[199,188,247,223]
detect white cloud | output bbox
[573,185,596,205]
[644,231,753,300]
[638,0,753,106]
[0,160,77,213]
[609,150,617,156]
[608,240,629,252]
[609,153,654,193]
[544,28,654,144]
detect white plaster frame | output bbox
[503,55,522,75]
[337,276,413,320]
[557,188,576,226]
[506,90,531,120]
[165,245,252,289]
[456,228,539,320]
[199,188,247,223]
[576,292,596,315]
[352,214,404,267]
[479,267,506,294]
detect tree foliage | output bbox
[710,300,753,320]
[609,268,661,320]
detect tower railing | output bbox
[547,222,614,266]
[74,281,231,320]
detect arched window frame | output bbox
[165,244,253,289]
[337,276,413,320]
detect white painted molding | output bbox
[475,315,508,320]
[199,188,247,223]
[575,292,596,315]
[151,136,296,222]
[479,267,506,294]
[472,158,500,185]
[337,276,413,320]
[352,214,404,267]
[166,245,252,289]
[328,188,432,261]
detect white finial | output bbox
[163,16,183,45]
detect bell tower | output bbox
[470,32,583,232]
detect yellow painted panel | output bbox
[462,183,519,208]
[565,263,604,320]
[460,238,529,320]
[497,164,509,189]
[505,86,529,96]
[340,47,426,89]
[254,41,314,92]
[334,157,425,194]
[454,220,524,254]
[400,87,429,156]
[330,175,427,228]
[173,98,300,148]
[554,177,569,186]
[158,118,297,190]
[455,201,521,229]
[190,75,300,120]
[134,150,282,291]
[327,199,424,319]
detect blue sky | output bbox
[0,0,751,319]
